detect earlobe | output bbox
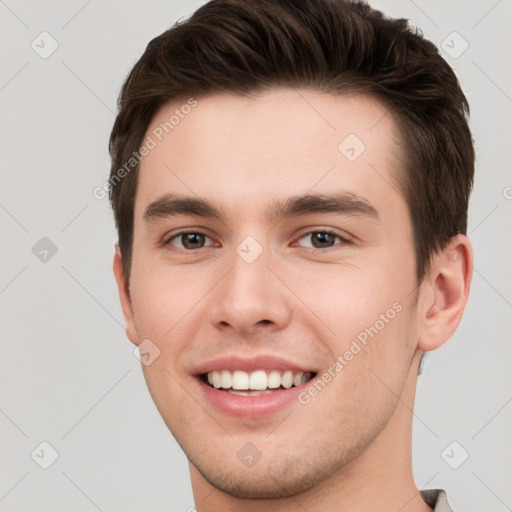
[112,246,138,345]
[417,235,473,352]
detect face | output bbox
[118,89,425,498]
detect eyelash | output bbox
[163,228,351,251]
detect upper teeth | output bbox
[206,370,311,390]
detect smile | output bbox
[203,369,315,396]
[193,354,319,417]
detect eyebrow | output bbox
[142,192,379,223]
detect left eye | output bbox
[166,232,214,250]
[296,231,347,249]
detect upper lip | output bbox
[192,354,318,375]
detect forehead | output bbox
[135,89,404,222]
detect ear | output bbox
[113,245,138,345]
[417,234,473,352]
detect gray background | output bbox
[1,1,511,511]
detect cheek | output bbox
[140,363,196,438]
[129,257,201,340]
[298,263,416,387]
[303,303,416,436]
[298,264,407,340]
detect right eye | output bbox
[165,231,216,250]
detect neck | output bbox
[190,351,432,512]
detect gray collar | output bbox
[420,489,453,512]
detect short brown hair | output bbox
[109,0,474,284]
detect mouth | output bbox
[200,369,317,396]
[192,354,320,417]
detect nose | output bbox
[207,244,292,337]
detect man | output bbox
[109,1,474,510]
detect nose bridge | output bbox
[207,236,291,334]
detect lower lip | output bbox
[196,377,310,418]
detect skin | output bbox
[113,89,473,511]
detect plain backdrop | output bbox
[1,1,511,511]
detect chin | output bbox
[191,456,321,499]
